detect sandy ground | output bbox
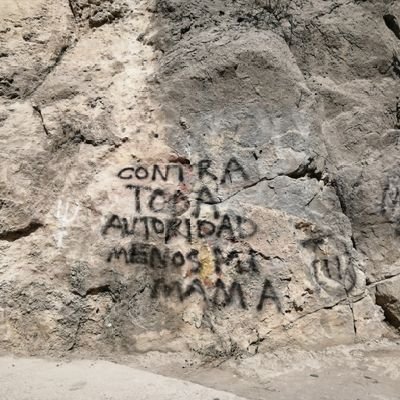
[1,340,400,400]
[0,357,245,400]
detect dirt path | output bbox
[1,340,400,400]
[0,356,246,400]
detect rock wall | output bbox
[0,0,399,356]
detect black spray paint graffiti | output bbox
[102,213,257,243]
[106,242,261,275]
[118,164,185,182]
[312,255,357,294]
[150,277,281,311]
[113,184,252,220]
[302,236,358,295]
[117,157,248,185]
[123,185,190,215]
[106,241,282,311]
[104,157,284,312]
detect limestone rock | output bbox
[375,276,400,329]
[0,0,399,357]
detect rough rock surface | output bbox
[0,0,399,357]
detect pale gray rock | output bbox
[0,0,399,358]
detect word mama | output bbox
[151,277,282,311]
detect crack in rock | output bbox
[32,104,50,136]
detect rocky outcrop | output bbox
[0,0,399,357]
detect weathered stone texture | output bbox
[0,0,399,357]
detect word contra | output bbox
[117,157,248,184]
